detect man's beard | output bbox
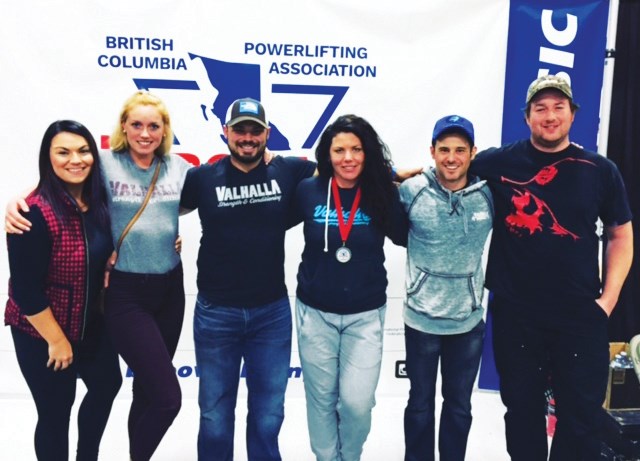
[229,142,265,164]
[531,132,568,150]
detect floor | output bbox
[0,283,514,460]
[0,387,511,460]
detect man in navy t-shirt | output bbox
[180,98,316,461]
[471,75,633,461]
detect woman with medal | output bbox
[291,114,408,461]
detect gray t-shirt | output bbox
[101,151,191,274]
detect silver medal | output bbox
[335,246,352,263]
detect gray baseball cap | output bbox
[225,98,269,128]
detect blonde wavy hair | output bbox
[110,91,174,156]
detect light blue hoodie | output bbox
[399,167,493,334]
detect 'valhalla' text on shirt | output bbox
[216,180,282,202]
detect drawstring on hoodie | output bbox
[323,178,332,253]
[448,194,460,215]
[422,167,486,237]
[447,191,469,235]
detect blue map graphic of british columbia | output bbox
[133,53,349,152]
[194,54,290,150]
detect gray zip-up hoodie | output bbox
[399,167,493,334]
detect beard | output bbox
[229,142,266,165]
[531,132,569,151]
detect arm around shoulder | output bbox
[5,185,36,234]
[386,187,409,247]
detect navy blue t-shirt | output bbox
[291,176,408,314]
[180,155,316,307]
[470,140,632,311]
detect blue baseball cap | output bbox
[432,115,475,145]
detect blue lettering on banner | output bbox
[269,62,376,78]
[100,36,185,70]
[106,36,174,51]
[243,42,376,78]
[477,0,610,392]
[244,43,368,59]
[97,55,187,70]
[177,366,197,378]
[239,363,302,379]
[125,364,303,379]
[499,0,609,150]
[97,38,380,155]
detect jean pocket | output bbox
[196,293,215,310]
[376,305,387,327]
[295,298,309,334]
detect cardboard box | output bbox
[604,342,640,410]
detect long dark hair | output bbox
[315,114,395,232]
[36,120,110,228]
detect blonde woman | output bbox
[6,92,191,461]
[102,91,191,461]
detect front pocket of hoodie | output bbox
[406,268,477,321]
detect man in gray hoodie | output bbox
[399,115,493,461]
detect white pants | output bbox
[296,298,386,461]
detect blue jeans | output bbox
[296,298,386,461]
[194,294,292,461]
[403,320,485,461]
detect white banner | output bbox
[0,0,510,399]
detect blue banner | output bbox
[478,0,610,391]
[501,0,609,149]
